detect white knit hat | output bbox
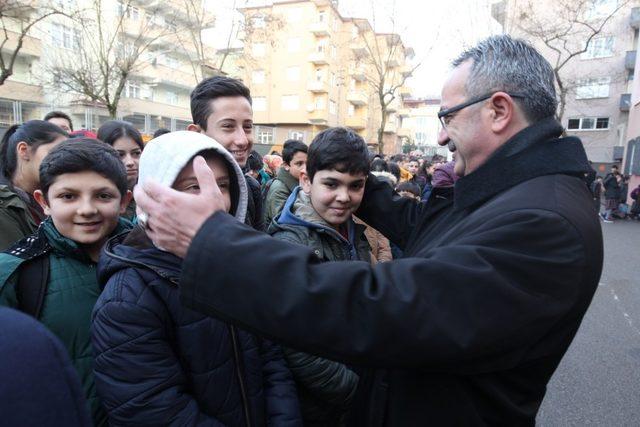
[136,131,248,223]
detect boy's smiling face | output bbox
[301,169,367,229]
[34,171,130,260]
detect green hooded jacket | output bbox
[0,217,132,427]
[0,184,39,251]
[263,167,300,228]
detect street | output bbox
[537,219,640,426]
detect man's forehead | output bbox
[440,61,473,108]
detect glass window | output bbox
[166,91,178,105]
[567,117,610,130]
[318,10,326,22]
[282,95,299,111]
[289,131,304,141]
[329,100,337,115]
[584,0,618,20]
[575,77,611,99]
[348,104,355,117]
[596,117,609,129]
[581,118,595,129]
[582,36,614,59]
[258,130,273,144]
[286,66,300,81]
[253,97,267,111]
[315,96,325,110]
[124,81,141,99]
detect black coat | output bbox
[603,173,621,199]
[92,229,301,426]
[179,117,603,426]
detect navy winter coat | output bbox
[0,306,91,427]
[92,228,301,426]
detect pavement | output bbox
[537,218,640,426]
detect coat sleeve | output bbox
[355,173,426,249]
[0,210,29,252]
[180,208,593,374]
[263,183,290,227]
[258,339,302,426]
[91,272,226,427]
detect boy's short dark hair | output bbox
[43,111,74,131]
[396,181,421,198]
[306,127,369,181]
[282,139,308,164]
[246,150,263,173]
[190,76,252,131]
[40,138,127,199]
[153,128,171,139]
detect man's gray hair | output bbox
[452,35,557,122]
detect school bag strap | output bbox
[16,255,50,318]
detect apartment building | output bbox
[0,0,213,136]
[491,0,639,170]
[239,0,414,155]
[624,13,640,201]
[399,98,449,158]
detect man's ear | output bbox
[187,123,202,133]
[488,92,514,133]
[16,141,30,161]
[119,190,133,214]
[33,190,50,215]
[300,170,312,193]
[283,162,290,172]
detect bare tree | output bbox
[0,1,66,86]
[513,0,630,120]
[176,0,219,82]
[238,8,285,70]
[44,0,176,118]
[351,17,419,154]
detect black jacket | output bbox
[603,173,621,199]
[179,117,603,426]
[92,229,301,426]
[246,174,266,231]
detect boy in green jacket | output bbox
[0,139,132,426]
[268,127,371,426]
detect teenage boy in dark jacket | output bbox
[263,139,308,227]
[268,128,369,426]
[92,132,301,426]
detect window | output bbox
[315,68,324,82]
[582,36,614,59]
[252,70,265,84]
[348,104,355,117]
[286,66,300,81]
[315,96,325,110]
[318,10,326,23]
[351,27,358,38]
[585,0,618,20]
[289,131,304,141]
[166,21,177,32]
[116,1,138,19]
[258,130,273,145]
[329,99,337,115]
[567,117,610,130]
[252,15,266,29]
[253,43,266,57]
[287,8,302,21]
[331,45,337,58]
[166,91,178,105]
[575,77,611,99]
[330,72,336,87]
[287,38,301,52]
[282,95,299,111]
[164,55,180,69]
[253,97,267,111]
[317,39,327,53]
[51,24,80,49]
[124,81,141,99]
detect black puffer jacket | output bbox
[92,228,301,426]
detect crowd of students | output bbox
[0,74,451,426]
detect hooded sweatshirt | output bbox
[92,132,301,426]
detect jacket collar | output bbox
[275,167,299,191]
[454,117,592,211]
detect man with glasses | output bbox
[135,35,603,425]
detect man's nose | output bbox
[437,127,450,146]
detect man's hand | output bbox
[134,156,226,258]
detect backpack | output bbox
[15,256,50,319]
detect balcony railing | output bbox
[347,91,368,106]
[307,80,329,93]
[308,51,329,64]
[310,22,330,37]
[345,116,367,129]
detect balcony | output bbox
[308,109,328,124]
[310,22,330,37]
[620,93,631,111]
[347,91,368,106]
[625,50,636,70]
[399,65,413,77]
[349,65,366,81]
[398,108,410,118]
[386,58,399,68]
[631,7,640,29]
[397,127,411,138]
[383,121,397,134]
[350,42,367,57]
[2,31,41,58]
[387,101,398,113]
[399,86,412,97]
[307,80,329,93]
[308,51,329,65]
[345,116,367,129]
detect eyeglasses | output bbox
[438,92,526,129]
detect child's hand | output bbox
[134,156,226,258]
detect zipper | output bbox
[230,325,252,427]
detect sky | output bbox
[205,0,502,98]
